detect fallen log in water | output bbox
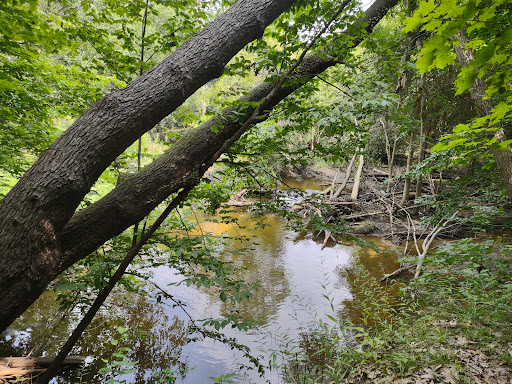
[0,356,84,381]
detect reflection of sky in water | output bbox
[0,188,398,383]
[150,214,358,383]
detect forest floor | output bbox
[342,249,512,384]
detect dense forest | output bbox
[0,0,511,382]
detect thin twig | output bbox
[316,75,354,99]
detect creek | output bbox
[0,177,399,383]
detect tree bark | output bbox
[380,117,397,194]
[401,133,414,206]
[0,0,298,333]
[415,70,427,197]
[351,153,365,201]
[401,70,425,205]
[332,153,356,199]
[0,0,399,333]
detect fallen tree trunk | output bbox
[0,356,84,381]
[380,264,414,282]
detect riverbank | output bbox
[229,165,512,383]
[280,238,512,383]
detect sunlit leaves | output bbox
[0,1,121,178]
[454,66,477,95]
[406,0,512,156]
[415,35,456,73]
[0,0,211,180]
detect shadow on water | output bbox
[0,177,402,383]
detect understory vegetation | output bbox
[1,0,511,382]
[272,239,512,383]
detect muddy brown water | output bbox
[0,177,400,383]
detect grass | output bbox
[275,238,512,383]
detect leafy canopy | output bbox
[404,0,512,154]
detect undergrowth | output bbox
[273,238,512,383]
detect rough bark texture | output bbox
[0,0,398,333]
[0,0,297,333]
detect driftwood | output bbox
[380,264,414,282]
[340,211,384,220]
[414,211,459,278]
[226,200,252,207]
[322,201,359,206]
[367,173,387,179]
[0,356,84,381]
[339,203,431,221]
[225,189,253,206]
[351,154,364,201]
[367,168,388,178]
[332,154,356,200]
[371,168,388,176]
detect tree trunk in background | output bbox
[380,118,397,194]
[415,132,426,197]
[401,134,414,205]
[402,68,425,205]
[454,31,512,201]
[388,139,397,193]
[415,68,427,197]
[351,153,365,201]
[0,0,399,333]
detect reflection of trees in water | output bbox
[337,242,403,326]
[0,291,189,384]
[201,212,291,325]
[76,293,188,383]
[0,292,67,357]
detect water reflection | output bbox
[0,292,189,384]
[0,183,400,383]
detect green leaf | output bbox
[473,44,496,67]
[455,67,478,95]
[403,12,424,33]
[416,50,435,74]
[496,140,512,150]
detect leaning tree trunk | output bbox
[454,31,512,200]
[0,0,298,333]
[0,0,399,333]
[332,153,357,199]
